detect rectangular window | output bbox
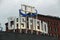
[54,27,57,32]
[54,22,58,32]
[50,27,52,31]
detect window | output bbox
[54,27,58,32]
[49,27,52,31]
[56,34,58,38]
[54,22,58,32]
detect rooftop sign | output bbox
[19,4,37,17]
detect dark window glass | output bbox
[54,22,58,32]
[50,27,52,31]
[54,27,57,32]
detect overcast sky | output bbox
[0,0,60,31]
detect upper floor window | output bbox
[49,27,52,31]
[54,22,58,32]
[54,27,58,32]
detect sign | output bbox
[8,17,48,34]
[19,4,37,17]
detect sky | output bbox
[0,0,60,31]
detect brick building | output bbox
[5,4,60,40]
[5,14,60,40]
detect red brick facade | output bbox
[5,14,60,39]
